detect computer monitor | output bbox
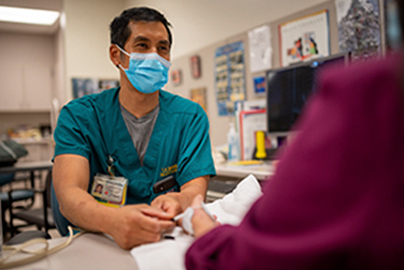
[266,53,349,137]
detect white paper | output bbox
[248,25,272,73]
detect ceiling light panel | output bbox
[0,6,60,26]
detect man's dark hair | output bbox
[110,7,172,49]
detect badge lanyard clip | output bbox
[107,155,115,177]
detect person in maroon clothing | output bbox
[184,1,404,269]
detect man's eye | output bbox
[159,46,169,52]
[136,43,148,48]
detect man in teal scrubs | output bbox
[52,7,216,250]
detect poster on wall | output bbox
[335,0,381,60]
[248,25,273,73]
[190,55,202,78]
[72,78,119,99]
[190,87,207,112]
[279,10,330,67]
[170,69,182,86]
[214,41,246,116]
[253,76,266,95]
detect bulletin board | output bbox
[214,41,246,116]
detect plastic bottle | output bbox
[227,122,239,162]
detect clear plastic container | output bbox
[227,122,239,162]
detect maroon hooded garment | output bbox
[186,54,404,269]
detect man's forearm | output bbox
[53,154,116,234]
[58,185,116,234]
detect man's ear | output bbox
[109,45,121,67]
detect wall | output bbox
[62,0,125,101]
[124,0,329,60]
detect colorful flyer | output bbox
[279,10,330,67]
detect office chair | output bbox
[0,173,35,239]
[8,170,56,236]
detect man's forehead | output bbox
[128,20,166,32]
[128,21,168,39]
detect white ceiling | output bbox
[0,0,62,35]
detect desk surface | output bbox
[8,233,137,270]
[215,161,274,180]
[0,161,53,174]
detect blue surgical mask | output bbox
[116,45,171,94]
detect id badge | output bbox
[91,173,128,208]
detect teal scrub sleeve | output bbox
[54,104,91,160]
[176,105,216,185]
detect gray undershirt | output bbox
[120,103,160,165]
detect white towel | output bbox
[205,174,263,225]
[130,174,263,270]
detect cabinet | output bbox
[0,62,52,112]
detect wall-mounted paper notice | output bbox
[248,25,272,73]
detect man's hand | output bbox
[151,176,209,215]
[106,204,175,250]
[151,193,183,216]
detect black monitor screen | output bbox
[266,54,347,134]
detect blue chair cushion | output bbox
[1,190,35,202]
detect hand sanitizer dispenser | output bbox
[227,122,239,162]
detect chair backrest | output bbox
[44,170,52,210]
[41,169,55,232]
[0,173,15,186]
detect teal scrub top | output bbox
[52,87,216,234]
